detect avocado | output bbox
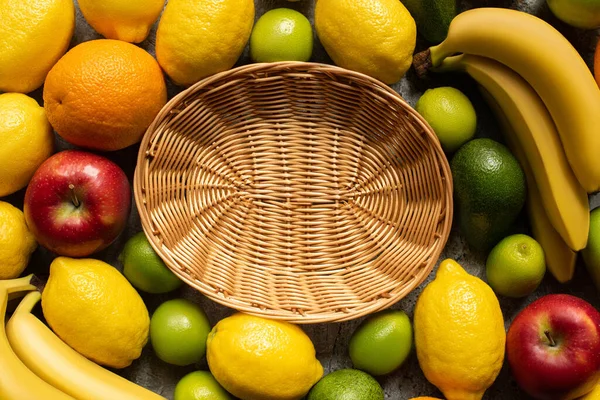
[401,0,456,44]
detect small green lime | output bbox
[307,369,384,400]
[120,231,182,294]
[349,310,412,376]
[150,299,211,366]
[250,8,313,62]
[486,234,546,298]
[174,370,232,400]
[415,87,477,153]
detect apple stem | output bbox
[69,184,80,208]
[545,330,556,347]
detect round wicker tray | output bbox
[134,62,453,323]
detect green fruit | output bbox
[582,208,600,290]
[250,8,313,63]
[150,299,211,366]
[120,232,182,294]
[349,310,412,376]
[174,371,232,400]
[486,234,546,298]
[307,369,384,400]
[451,138,526,252]
[547,0,600,29]
[401,0,456,43]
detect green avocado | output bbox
[401,0,456,44]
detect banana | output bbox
[436,54,589,251]
[6,290,166,400]
[414,7,600,193]
[0,276,74,400]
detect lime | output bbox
[174,371,232,400]
[349,310,412,376]
[415,87,477,153]
[119,232,182,294]
[307,369,384,400]
[486,234,546,298]
[250,8,313,62]
[150,299,211,366]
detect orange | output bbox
[409,397,444,399]
[43,39,167,151]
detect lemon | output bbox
[78,0,165,43]
[0,93,54,197]
[0,0,74,93]
[414,259,505,400]
[0,202,37,279]
[206,313,323,400]
[315,0,416,84]
[156,0,254,86]
[41,257,150,369]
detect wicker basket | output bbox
[134,62,452,323]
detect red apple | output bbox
[24,150,131,257]
[507,294,600,400]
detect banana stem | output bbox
[433,55,467,73]
[0,275,37,295]
[13,291,41,315]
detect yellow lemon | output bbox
[78,0,165,43]
[0,202,37,279]
[155,0,254,86]
[0,93,54,197]
[315,0,416,84]
[207,313,323,400]
[41,257,150,369]
[0,0,74,93]
[414,259,505,400]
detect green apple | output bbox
[547,0,600,29]
[582,208,600,290]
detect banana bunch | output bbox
[0,276,165,400]
[414,7,598,282]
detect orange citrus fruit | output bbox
[43,39,167,151]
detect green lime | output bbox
[415,87,477,153]
[486,234,546,298]
[349,310,412,376]
[250,8,313,62]
[150,299,211,366]
[174,370,232,400]
[119,231,182,294]
[307,369,384,400]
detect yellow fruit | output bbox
[0,202,37,279]
[207,313,323,400]
[579,382,600,399]
[0,93,54,197]
[78,0,165,43]
[41,257,150,369]
[155,0,254,86]
[0,0,74,93]
[414,259,505,400]
[315,0,416,84]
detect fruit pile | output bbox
[2,0,600,399]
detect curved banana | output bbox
[6,291,166,400]
[414,7,600,193]
[436,54,589,251]
[0,276,74,400]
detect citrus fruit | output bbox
[582,207,600,290]
[156,0,254,86]
[402,0,456,43]
[0,202,37,279]
[150,299,211,366]
[43,39,167,151]
[0,0,74,93]
[349,310,413,376]
[207,313,323,400]
[416,87,477,153]
[119,232,182,294]
[78,0,166,43]
[486,234,546,298]
[409,398,443,400]
[250,8,313,63]
[315,0,416,84]
[547,0,600,29]
[414,259,505,399]
[41,257,150,369]
[307,369,384,400]
[0,93,54,197]
[174,371,232,400]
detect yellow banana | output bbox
[0,276,74,400]
[414,7,600,193]
[436,54,589,251]
[6,291,166,400]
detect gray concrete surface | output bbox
[6,0,600,399]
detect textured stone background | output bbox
[6,0,600,399]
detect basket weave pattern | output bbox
[135,62,452,323]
